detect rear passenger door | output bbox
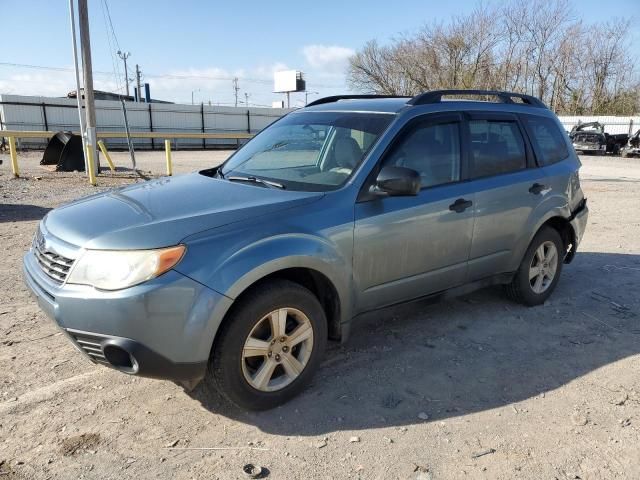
[464,112,548,280]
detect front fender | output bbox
[176,225,354,327]
[222,234,351,309]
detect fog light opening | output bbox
[103,345,137,374]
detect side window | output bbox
[383,121,461,188]
[522,116,569,165]
[469,120,526,178]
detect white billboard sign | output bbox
[274,70,299,93]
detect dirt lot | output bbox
[1,150,639,480]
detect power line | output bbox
[0,61,84,73]
[0,61,345,89]
[0,61,114,76]
[100,0,123,95]
[102,0,121,52]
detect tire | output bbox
[505,227,564,306]
[206,279,327,410]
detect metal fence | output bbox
[3,94,637,150]
[0,94,292,150]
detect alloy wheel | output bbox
[241,307,314,392]
[528,240,558,294]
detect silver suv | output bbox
[23,90,588,410]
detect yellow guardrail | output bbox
[97,140,116,173]
[2,130,253,182]
[164,139,173,176]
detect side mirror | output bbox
[373,166,421,196]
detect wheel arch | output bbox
[226,267,343,341]
[216,234,352,340]
[541,216,577,263]
[519,212,576,266]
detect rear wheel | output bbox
[506,227,564,306]
[207,279,327,410]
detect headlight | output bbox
[66,245,186,290]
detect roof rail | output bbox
[306,95,411,107]
[408,89,547,108]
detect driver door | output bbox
[353,113,475,312]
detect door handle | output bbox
[529,183,547,195]
[449,198,473,213]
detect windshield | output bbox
[220,111,393,191]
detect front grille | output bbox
[68,331,109,365]
[33,231,75,283]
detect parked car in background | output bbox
[621,129,640,158]
[23,90,588,410]
[569,122,629,155]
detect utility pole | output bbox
[68,0,87,171]
[135,64,142,102]
[77,0,98,181]
[233,77,240,108]
[305,91,319,105]
[117,50,130,97]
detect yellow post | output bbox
[165,139,173,176]
[97,140,116,172]
[8,136,19,177]
[86,145,97,186]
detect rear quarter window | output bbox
[522,116,569,166]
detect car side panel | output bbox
[467,167,550,280]
[506,121,584,271]
[175,195,355,326]
[353,185,475,312]
[505,191,572,272]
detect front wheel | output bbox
[506,227,564,306]
[207,279,327,410]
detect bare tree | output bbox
[347,0,639,114]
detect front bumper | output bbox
[573,143,606,152]
[23,249,233,383]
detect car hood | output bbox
[43,173,323,250]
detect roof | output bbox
[67,89,173,104]
[300,90,549,115]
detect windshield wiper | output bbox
[227,175,285,189]
[269,140,290,150]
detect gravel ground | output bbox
[1,150,639,480]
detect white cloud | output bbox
[0,59,347,107]
[0,65,284,106]
[145,67,241,104]
[252,62,290,79]
[0,69,122,98]
[302,44,355,72]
